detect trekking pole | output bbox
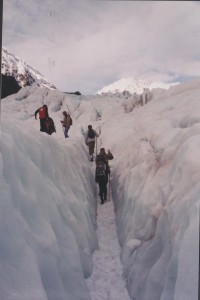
[95,136,98,159]
[96,182,98,210]
[108,174,111,202]
[95,171,98,215]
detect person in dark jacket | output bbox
[95,158,110,204]
[96,148,114,163]
[60,111,71,138]
[85,125,99,161]
[35,104,49,132]
[95,148,114,204]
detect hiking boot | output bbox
[100,195,104,204]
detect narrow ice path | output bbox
[86,199,131,300]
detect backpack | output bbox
[96,161,106,176]
[39,107,47,119]
[45,117,56,135]
[88,128,95,139]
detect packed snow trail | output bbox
[86,198,131,300]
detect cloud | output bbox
[3,0,200,94]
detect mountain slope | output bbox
[96,77,179,95]
[1,48,56,98]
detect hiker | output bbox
[35,104,49,132]
[95,148,114,204]
[95,156,111,204]
[60,111,72,138]
[85,125,99,161]
[96,148,114,163]
[44,116,56,135]
[96,148,114,188]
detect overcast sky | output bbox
[2,0,200,94]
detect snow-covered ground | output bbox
[86,200,131,300]
[1,80,199,300]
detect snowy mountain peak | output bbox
[2,47,56,90]
[96,77,179,95]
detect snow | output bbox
[86,201,130,300]
[1,78,199,300]
[2,48,56,89]
[96,77,179,95]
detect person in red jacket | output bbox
[35,104,49,132]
